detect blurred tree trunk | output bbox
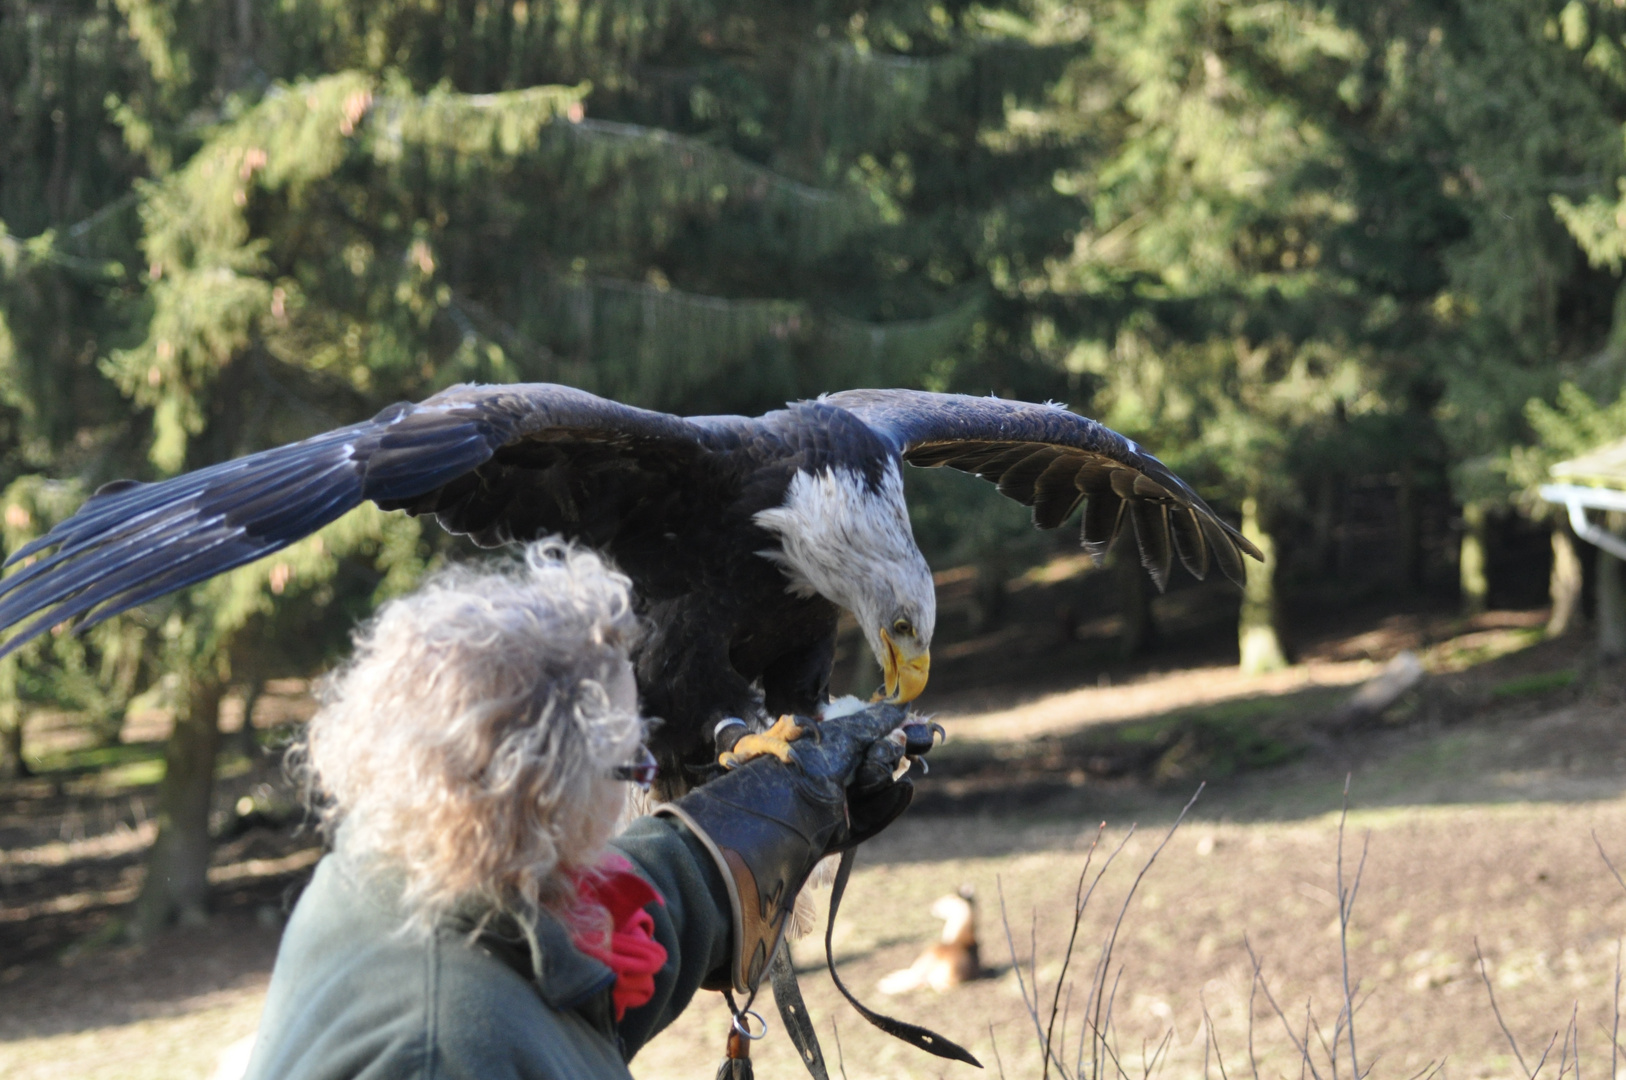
[1599,512,1626,661]
[88,705,126,748]
[1309,472,1339,577]
[130,675,224,939]
[1459,501,1489,617]
[1548,521,1584,637]
[1117,551,1157,659]
[0,708,26,779]
[229,679,264,760]
[1395,464,1421,590]
[0,658,27,778]
[1238,496,1288,674]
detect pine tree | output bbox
[1343,0,1626,611]
[1051,0,1385,671]
[1045,0,1626,667]
[0,0,154,774]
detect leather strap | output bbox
[823,848,983,1068]
[769,938,829,1080]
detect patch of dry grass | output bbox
[0,987,263,1080]
[632,793,1626,1079]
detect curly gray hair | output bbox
[293,538,645,932]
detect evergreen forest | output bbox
[6,0,1626,936]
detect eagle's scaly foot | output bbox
[718,714,805,769]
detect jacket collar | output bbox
[331,840,617,1016]
[454,904,617,1014]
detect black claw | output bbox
[901,722,936,757]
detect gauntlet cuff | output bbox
[654,760,842,995]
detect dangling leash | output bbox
[743,846,983,1076]
[769,939,829,1079]
[820,847,981,1068]
[739,854,981,1079]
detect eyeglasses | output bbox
[612,746,659,791]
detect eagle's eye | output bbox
[892,617,914,637]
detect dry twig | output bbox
[997,785,1202,1080]
[1477,935,1565,1080]
[1202,997,1232,1080]
[1243,937,1325,1080]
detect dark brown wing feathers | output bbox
[0,384,722,658]
[823,388,1261,590]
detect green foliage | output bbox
[1502,381,1626,513]
[1053,0,1389,524]
[1046,0,1626,600]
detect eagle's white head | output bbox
[753,460,935,702]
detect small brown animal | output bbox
[878,886,981,994]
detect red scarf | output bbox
[569,854,668,1020]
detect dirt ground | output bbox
[3,583,1626,1079]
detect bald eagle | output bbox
[0,384,1259,793]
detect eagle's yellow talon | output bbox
[717,715,806,768]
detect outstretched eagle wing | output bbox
[0,384,728,657]
[823,389,1261,588]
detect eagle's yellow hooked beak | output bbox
[875,628,930,704]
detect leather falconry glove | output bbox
[655,703,929,995]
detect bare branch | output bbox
[1567,1002,1580,1080]
[1045,824,1108,1079]
[1559,1007,1572,1080]
[1595,831,1626,899]
[1204,1003,1213,1080]
[1312,1003,1339,1078]
[1248,970,1262,1080]
[1613,940,1622,1080]
[1301,1001,1313,1080]
[1530,1030,1560,1080]
[1477,936,1548,1080]
[1401,1060,1447,1080]
[1202,997,1232,1080]
[1243,937,1325,1080]
[830,1017,850,1080]
[1083,829,1139,1080]
[1142,1028,1175,1080]
[997,876,1049,1064]
[1335,774,1369,1080]
[1057,982,1074,1080]
[1090,784,1205,1077]
[1101,966,1126,1080]
[1084,1014,1132,1080]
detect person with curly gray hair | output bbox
[241,538,923,1080]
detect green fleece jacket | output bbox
[242,816,734,1080]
